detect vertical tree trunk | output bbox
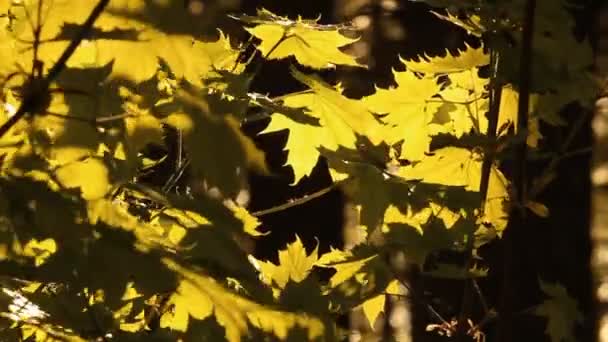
[592,6,608,342]
[334,1,413,340]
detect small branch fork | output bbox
[0,0,111,139]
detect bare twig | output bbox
[251,180,345,217]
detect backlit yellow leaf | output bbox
[361,280,402,329]
[398,147,509,234]
[55,158,110,200]
[253,236,317,289]
[403,43,489,74]
[363,69,443,160]
[243,9,363,69]
[162,259,325,341]
[262,69,384,183]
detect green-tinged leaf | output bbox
[238,8,363,69]
[384,214,476,266]
[316,245,392,311]
[261,69,384,183]
[423,263,488,279]
[316,247,377,289]
[534,279,583,342]
[321,142,415,232]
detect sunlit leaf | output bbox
[398,147,510,235]
[403,43,489,74]
[238,8,363,69]
[261,68,384,183]
[55,157,110,200]
[252,236,318,290]
[360,280,402,329]
[362,68,443,161]
[162,259,325,341]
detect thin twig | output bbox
[472,279,489,315]
[251,181,344,217]
[528,109,592,199]
[395,276,450,326]
[163,158,191,193]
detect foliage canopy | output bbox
[0,0,594,341]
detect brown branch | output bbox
[0,0,111,139]
[457,49,503,340]
[497,1,537,341]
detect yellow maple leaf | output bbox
[361,280,402,329]
[242,8,363,69]
[398,147,509,235]
[4,1,241,84]
[403,43,489,74]
[316,248,377,288]
[363,69,443,160]
[162,259,325,341]
[252,236,318,289]
[262,68,384,183]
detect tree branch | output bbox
[0,0,110,139]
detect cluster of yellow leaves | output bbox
[0,4,377,339]
[250,238,397,331]
[161,259,325,342]
[237,8,364,69]
[262,44,517,244]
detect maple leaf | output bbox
[251,236,318,290]
[402,43,489,74]
[534,279,583,342]
[3,1,242,84]
[398,147,510,236]
[161,259,325,342]
[235,8,363,69]
[362,67,443,161]
[316,246,393,312]
[316,246,378,289]
[261,68,384,183]
[360,280,402,329]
